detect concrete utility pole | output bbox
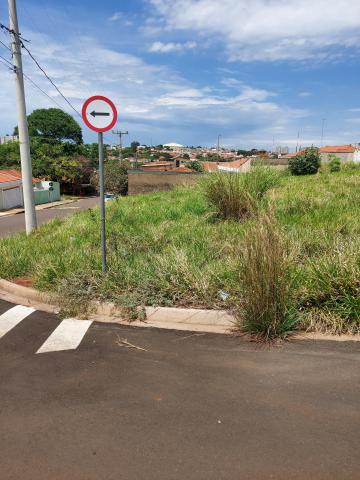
[217,134,222,161]
[296,130,300,152]
[321,118,326,147]
[8,0,37,234]
[112,130,128,162]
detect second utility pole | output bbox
[112,130,128,162]
[8,0,37,234]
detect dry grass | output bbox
[235,215,298,339]
[203,166,281,220]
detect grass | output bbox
[203,165,281,220]
[0,167,359,335]
[236,214,298,340]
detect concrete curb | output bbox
[1,279,359,341]
[0,279,234,334]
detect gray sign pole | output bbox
[98,132,106,272]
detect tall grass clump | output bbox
[204,166,281,220]
[236,215,298,340]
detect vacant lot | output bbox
[0,168,359,334]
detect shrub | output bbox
[91,159,130,195]
[328,154,341,172]
[187,160,204,173]
[204,166,280,221]
[236,216,298,339]
[289,147,320,175]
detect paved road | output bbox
[0,197,99,237]
[0,298,359,480]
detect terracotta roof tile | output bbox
[319,145,356,153]
[0,169,39,184]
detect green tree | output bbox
[14,108,83,144]
[131,141,140,153]
[91,160,130,195]
[289,147,320,176]
[187,160,204,173]
[0,141,20,169]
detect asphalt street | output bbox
[0,196,99,237]
[0,298,359,480]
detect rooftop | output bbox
[319,145,356,153]
[0,169,39,184]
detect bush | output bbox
[91,159,130,195]
[204,166,280,221]
[289,147,320,175]
[236,216,298,339]
[187,160,204,173]
[328,154,341,172]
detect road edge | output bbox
[0,278,359,341]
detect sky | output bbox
[0,0,360,149]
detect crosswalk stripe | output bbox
[36,318,93,354]
[0,305,35,339]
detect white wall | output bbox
[0,180,23,211]
[320,152,354,163]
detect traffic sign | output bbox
[82,95,117,133]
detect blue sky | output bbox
[0,0,360,149]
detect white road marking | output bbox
[0,305,35,339]
[36,318,93,354]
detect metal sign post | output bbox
[98,132,106,272]
[82,95,118,272]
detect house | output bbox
[0,169,25,211]
[201,158,251,173]
[0,169,60,211]
[319,145,360,163]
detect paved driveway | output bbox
[0,197,99,237]
[0,298,359,479]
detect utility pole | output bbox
[112,130,128,162]
[217,134,222,161]
[296,130,300,152]
[321,118,326,147]
[8,0,37,233]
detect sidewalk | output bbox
[0,198,76,218]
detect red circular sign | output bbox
[82,95,118,133]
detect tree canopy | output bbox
[14,108,83,144]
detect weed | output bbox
[235,215,298,340]
[203,166,281,221]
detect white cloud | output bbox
[148,41,197,53]
[108,12,133,25]
[108,12,122,21]
[0,28,307,146]
[149,0,360,61]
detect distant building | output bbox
[0,169,24,210]
[201,158,252,173]
[319,145,360,163]
[0,169,60,211]
[0,135,19,145]
[275,146,289,155]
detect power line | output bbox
[21,43,82,118]
[0,38,11,51]
[23,72,65,109]
[1,21,82,119]
[0,56,13,69]
[0,52,13,68]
